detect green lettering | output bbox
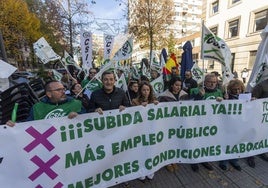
[211,104,218,114]
[83,119,93,133]
[217,104,227,114]
[68,181,83,188]
[111,142,119,155]
[147,109,155,120]
[170,106,179,117]
[133,111,143,124]
[122,113,132,125]
[96,145,105,160]
[156,108,164,120]
[164,107,170,118]
[132,160,139,172]
[180,106,188,116]
[65,151,82,168]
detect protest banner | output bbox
[1,99,268,187]
[103,34,114,60]
[80,30,93,71]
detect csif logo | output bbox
[154,82,164,93]
[45,109,67,119]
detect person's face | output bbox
[185,71,191,79]
[130,83,139,93]
[102,73,115,93]
[72,84,82,94]
[230,85,242,95]
[141,85,150,99]
[171,68,177,74]
[205,77,217,90]
[46,82,67,103]
[171,81,182,94]
[89,69,97,79]
[117,70,123,77]
[151,70,158,79]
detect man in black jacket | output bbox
[183,70,198,96]
[88,70,130,114]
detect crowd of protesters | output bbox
[4,57,268,187]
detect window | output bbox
[254,9,268,32]
[210,27,218,35]
[231,0,240,5]
[228,0,241,7]
[249,51,257,69]
[228,19,239,38]
[212,1,219,14]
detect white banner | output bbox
[1,99,268,187]
[103,34,114,60]
[33,37,61,64]
[80,30,93,71]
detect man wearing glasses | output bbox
[6,80,85,126]
[189,73,223,172]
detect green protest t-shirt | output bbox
[32,99,82,120]
[202,90,222,100]
[190,87,223,100]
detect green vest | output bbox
[33,99,82,120]
[191,88,223,100]
[202,89,223,100]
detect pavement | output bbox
[111,156,268,188]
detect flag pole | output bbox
[201,20,205,87]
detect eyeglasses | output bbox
[89,72,97,74]
[48,88,66,92]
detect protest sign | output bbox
[1,99,268,187]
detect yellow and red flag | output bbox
[162,53,178,75]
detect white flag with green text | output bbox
[191,63,204,84]
[112,37,133,61]
[62,51,81,70]
[202,23,233,84]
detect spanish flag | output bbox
[162,53,178,75]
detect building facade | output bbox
[202,0,268,80]
[172,0,203,39]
